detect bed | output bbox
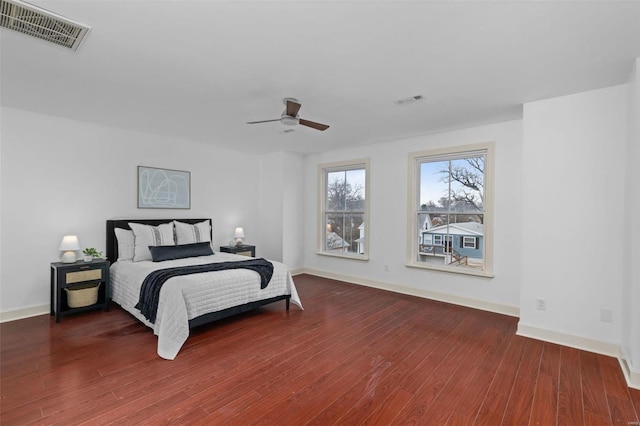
[106,218,302,360]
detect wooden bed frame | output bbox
[105,218,290,329]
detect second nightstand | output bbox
[219,244,256,257]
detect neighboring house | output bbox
[420,213,433,231]
[326,232,350,252]
[355,222,365,254]
[420,221,483,260]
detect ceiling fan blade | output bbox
[246,119,281,124]
[286,100,301,117]
[299,118,330,131]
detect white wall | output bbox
[0,107,261,315]
[259,152,285,262]
[520,85,627,347]
[622,58,640,380]
[303,120,523,313]
[258,151,305,269]
[281,151,305,270]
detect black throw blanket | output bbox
[135,258,274,324]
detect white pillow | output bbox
[114,228,135,261]
[129,222,175,262]
[174,220,211,245]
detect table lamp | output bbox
[233,227,245,247]
[59,235,80,263]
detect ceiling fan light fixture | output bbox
[247,98,329,131]
[281,115,299,126]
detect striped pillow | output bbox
[129,222,175,262]
[174,220,211,245]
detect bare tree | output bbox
[327,178,364,252]
[439,157,484,211]
[420,201,437,211]
[327,179,364,211]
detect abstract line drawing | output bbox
[138,166,190,209]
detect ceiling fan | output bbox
[246,98,330,131]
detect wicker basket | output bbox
[64,283,101,308]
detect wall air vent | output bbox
[394,95,425,106]
[0,0,90,51]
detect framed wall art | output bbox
[138,166,191,209]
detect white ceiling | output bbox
[2,0,639,154]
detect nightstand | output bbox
[219,244,256,257]
[50,259,110,323]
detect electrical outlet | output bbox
[601,308,613,323]
[536,298,546,311]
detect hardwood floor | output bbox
[1,274,639,425]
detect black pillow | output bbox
[149,242,214,262]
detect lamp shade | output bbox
[233,227,245,239]
[59,235,80,251]
[233,227,245,247]
[59,235,80,263]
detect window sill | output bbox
[405,262,494,278]
[316,251,370,261]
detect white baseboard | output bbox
[290,268,305,276]
[299,268,520,317]
[516,322,620,357]
[619,347,640,390]
[0,304,49,323]
[517,323,640,389]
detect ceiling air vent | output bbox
[394,95,425,106]
[0,0,90,51]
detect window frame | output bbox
[317,158,370,261]
[406,142,494,277]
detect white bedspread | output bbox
[110,253,302,359]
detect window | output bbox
[407,143,493,276]
[463,236,477,249]
[319,159,369,259]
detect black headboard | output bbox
[106,218,212,264]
